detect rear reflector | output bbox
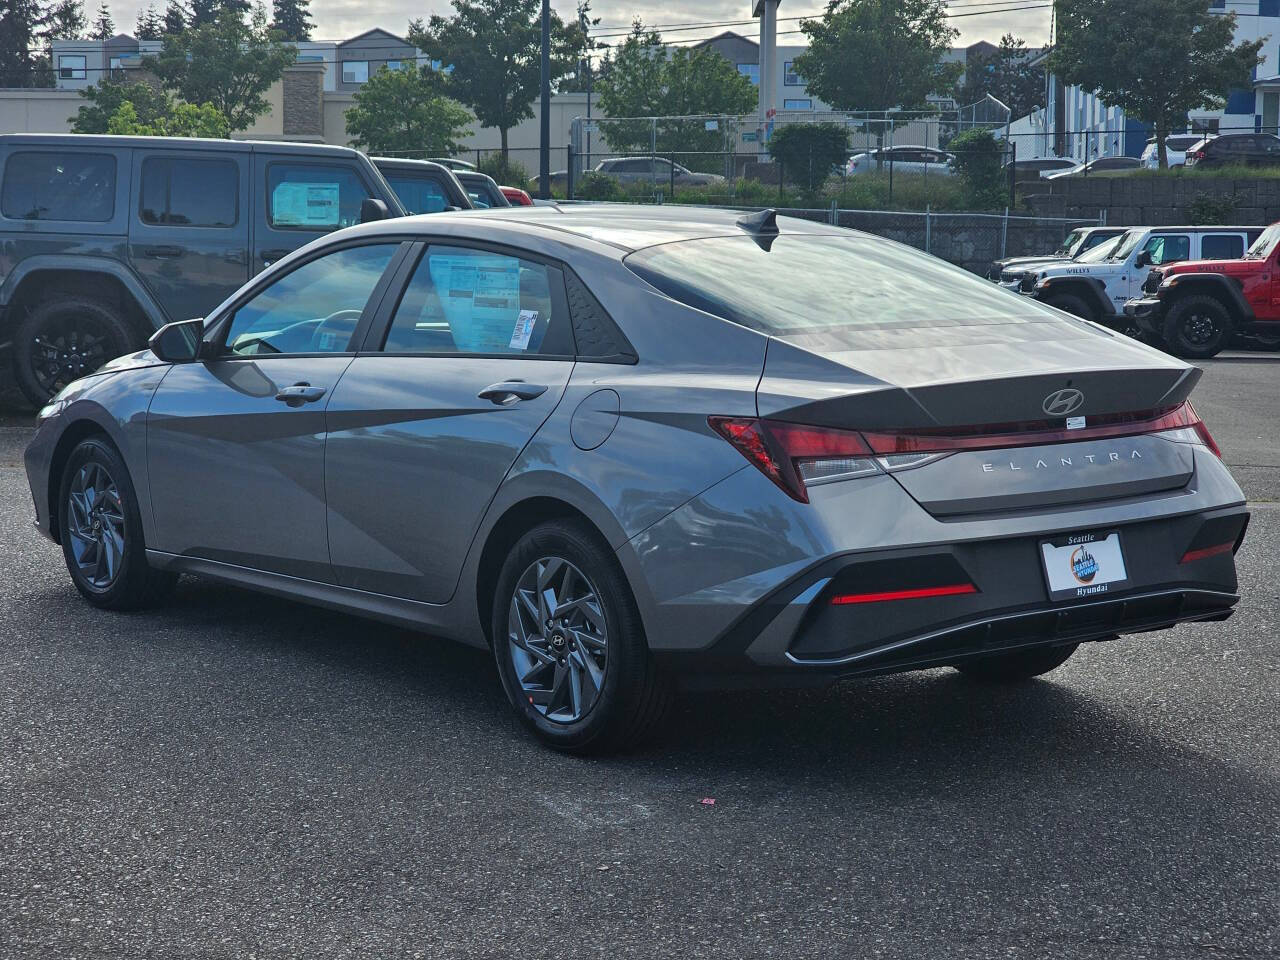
[1180,541,1234,564]
[831,583,978,605]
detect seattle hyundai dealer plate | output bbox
[1040,532,1129,601]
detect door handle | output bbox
[274,382,327,406]
[477,380,548,405]
[261,248,292,264]
[143,245,182,258]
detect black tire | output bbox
[1162,294,1232,359]
[955,643,1079,682]
[1044,293,1095,322]
[491,519,672,754]
[57,436,177,610]
[13,296,137,407]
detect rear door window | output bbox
[266,163,371,230]
[384,174,449,214]
[1144,234,1191,265]
[1200,234,1245,259]
[1,151,115,222]
[140,157,237,226]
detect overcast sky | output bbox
[112,0,1053,50]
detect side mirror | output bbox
[360,198,390,223]
[1135,251,1151,268]
[149,318,205,363]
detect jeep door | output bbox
[128,149,249,323]
[1129,232,1190,299]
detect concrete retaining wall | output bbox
[1024,175,1280,225]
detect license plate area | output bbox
[1039,531,1129,602]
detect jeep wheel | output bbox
[1163,295,1232,359]
[13,297,136,408]
[1044,293,1095,323]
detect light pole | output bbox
[539,0,551,199]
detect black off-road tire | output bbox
[1044,293,1095,323]
[491,519,672,754]
[13,296,136,408]
[1162,294,1233,359]
[57,437,177,610]
[955,643,1079,682]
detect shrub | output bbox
[948,128,1009,210]
[1186,194,1238,225]
[575,170,623,201]
[477,154,530,187]
[768,123,851,190]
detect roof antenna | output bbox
[737,208,779,235]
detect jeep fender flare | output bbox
[0,255,168,331]
[1161,273,1253,321]
[1034,275,1113,319]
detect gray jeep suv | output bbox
[0,134,405,406]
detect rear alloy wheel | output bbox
[492,519,671,753]
[1044,293,1095,323]
[13,296,135,408]
[956,643,1079,682]
[1163,295,1232,359]
[57,437,177,610]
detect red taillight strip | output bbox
[1180,541,1234,564]
[830,583,978,605]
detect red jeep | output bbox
[1126,221,1280,357]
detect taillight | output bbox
[708,417,877,503]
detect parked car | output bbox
[1140,134,1207,170]
[1125,221,1280,357]
[1184,133,1280,169]
[372,157,472,214]
[24,205,1247,753]
[595,157,726,188]
[846,146,954,176]
[500,185,534,205]
[1004,156,1081,181]
[455,170,511,209]
[0,133,405,407]
[1019,224,1262,335]
[987,225,1128,282]
[1041,156,1143,179]
[429,157,477,172]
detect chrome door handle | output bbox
[477,381,548,405]
[275,382,327,406]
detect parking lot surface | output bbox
[1,358,1277,959]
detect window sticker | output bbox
[509,309,538,350]
[273,181,340,227]
[428,253,522,352]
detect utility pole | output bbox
[580,4,592,173]
[539,0,551,199]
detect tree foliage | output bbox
[767,123,851,189]
[1050,0,1263,168]
[1,0,50,86]
[72,77,178,131]
[45,0,88,41]
[146,6,296,132]
[948,127,1007,209]
[162,0,187,33]
[270,0,310,41]
[89,0,113,38]
[409,0,586,159]
[344,65,473,157]
[135,2,163,39]
[794,0,960,113]
[956,34,1042,118]
[106,98,229,136]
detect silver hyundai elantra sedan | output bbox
[24,206,1248,752]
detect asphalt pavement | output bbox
[1,358,1277,959]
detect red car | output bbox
[500,185,533,206]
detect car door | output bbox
[324,241,576,603]
[1128,232,1191,299]
[146,240,406,580]
[252,153,380,274]
[128,149,249,323]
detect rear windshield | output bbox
[624,233,1060,334]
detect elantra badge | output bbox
[1043,388,1085,416]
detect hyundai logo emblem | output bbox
[1043,388,1085,416]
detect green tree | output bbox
[162,0,187,33]
[409,0,582,162]
[957,34,1042,118]
[345,65,473,156]
[1051,0,1264,169]
[593,22,665,151]
[269,0,310,41]
[72,77,176,132]
[794,0,960,113]
[767,123,851,189]
[135,2,162,38]
[1,0,51,86]
[146,6,296,133]
[89,0,113,38]
[44,0,87,40]
[106,98,229,136]
[947,127,1006,209]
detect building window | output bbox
[384,60,402,71]
[1192,117,1220,135]
[1260,0,1278,14]
[783,61,801,86]
[341,60,369,84]
[58,55,86,80]
[736,63,759,85]
[1208,0,1224,8]
[1225,88,1257,115]
[783,99,812,110]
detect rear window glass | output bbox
[1201,234,1244,260]
[385,174,448,214]
[625,234,1061,334]
[140,157,237,227]
[2,151,115,222]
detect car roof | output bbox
[0,133,367,159]
[372,156,456,176]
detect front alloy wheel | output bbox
[65,460,126,590]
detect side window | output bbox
[266,163,371,231]
[383,246,573,357]
[1145,235,1190,265]
[223,244,397,356]
[140,157,238,226]
[385,174,448,215]
[1,151,115,222]
[1201,234,1245,260]
[1080,232,1109,251]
